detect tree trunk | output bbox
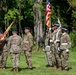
[33,0,43,51]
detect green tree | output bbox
[68,0,76,27]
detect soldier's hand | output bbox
[43,49,45,52]
[66,49,69,53]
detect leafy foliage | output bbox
[70,32,76,51]
[5,8,23,21]
[68,0,76,27]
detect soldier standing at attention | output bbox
[8,29,22,72]
[49,27,56,67]
[44,30,53,67]
[52,23,62,70]
[60,28,71,71]
[0,31,8,69]
[22,27,33,70]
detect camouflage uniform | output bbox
[0,39,8,68]
[60,32,71,70]
[2,43,8,68]
[44,31,53,67]
[49,31,56,66]
[8,34,22,70]
[53,27,62,68]
[22,32,33,69]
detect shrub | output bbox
[70,32,76,51]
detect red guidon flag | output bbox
[46,0,52,28]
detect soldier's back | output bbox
[8,34,22,53]
[10,34,22,46]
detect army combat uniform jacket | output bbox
[8,34,22,53]
[22,32,33,51]
[60,32,71,50]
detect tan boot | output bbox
[0,68,3,70]
[13,68,16,72]
[15,67,19,72]
[2,68,6,70]
[54,65,57,70]
[57,67,62,71]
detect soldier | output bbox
[49,27,56,67]
[22,27,33,70]
[60,28,71,71]
[0,31,8,69]
[52,23,62,70]
[44,30,53,67]
[8,29,22,72]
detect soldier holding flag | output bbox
[0,21,14,70]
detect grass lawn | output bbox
[0,50,76,75]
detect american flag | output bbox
[46,0,51,28]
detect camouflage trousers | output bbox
[60,50,69,69]
[51,45,56,66]
[24,51,32,68]
[10,53,20,68]
[0,51,8,68]
[45,51,52,66]
[55,51,61,67]
[54,43,61,68]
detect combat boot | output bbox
[11,68,15,72]
[57,67,62,71]
[15,67,19,72]
[2,67,6,70]
[63,67,70,71]
[54,65,57,70]
[0,68,3,70]
[13,68,16,72]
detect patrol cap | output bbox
[53,23,60,27]
[62,27,68,31]
[24,27,30,30]
[12,28,17,32]
[0,31,3,34]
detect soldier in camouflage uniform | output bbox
[22,27,33,70]
[60,28,71,71]
[49,28,56,67]
[44,30,53,67]
[0,31,8,69]
[52,23,62,70]
[8,29,22,72]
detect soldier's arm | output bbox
[28,35,33,48]
[66,34,71,49]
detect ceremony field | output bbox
[0,50,76,75]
